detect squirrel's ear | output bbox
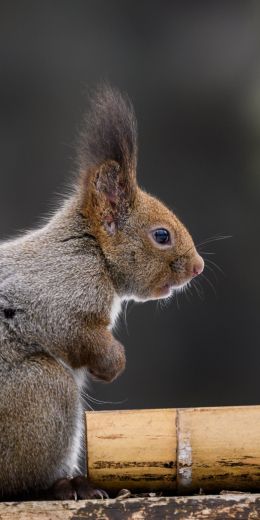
[77,85,138,233]
[80,159,136,234]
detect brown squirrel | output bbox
[0,85,204,500]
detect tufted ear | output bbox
[81,159,136,234]
[77,84,138,233]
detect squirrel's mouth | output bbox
[154,283,175,299]
[158,283,173,297]
[156,279,192,299]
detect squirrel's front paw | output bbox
[88,340,126,383]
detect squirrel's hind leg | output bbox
[0,352,82,498]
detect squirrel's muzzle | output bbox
[192,254,204,278]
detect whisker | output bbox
[157,299,162,312]
[82,390,127,406]
[83,398,94,411]
[187,283,194,299]
[175,291,180,310]
[174,234,230,265]
[204,263,218,282]
[184,284,192,304]
[192,279,205,301]
[180,245,194,258]
[201,273,217,296]
[196,278,205,295]
[195,234,232,249]
[157,297,165,312]
[122,300,129,335]
[206,258,225,276]
[191,280,200,299]
[197,250,216,256]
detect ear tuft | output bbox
[78,84,137,176]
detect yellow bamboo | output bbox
[86,408,177,491]
[85,406,260,492]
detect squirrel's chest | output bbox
[110,294,122,329]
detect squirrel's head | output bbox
[78,85,204,301]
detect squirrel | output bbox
[0,85,204,500]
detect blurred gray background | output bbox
[0,1,259,410]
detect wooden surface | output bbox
[1,494,260,519]
[86,406,260,493]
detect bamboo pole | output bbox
[85,406,260,493]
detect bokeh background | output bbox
[0,1,259,410]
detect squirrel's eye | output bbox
[152,228,171,245]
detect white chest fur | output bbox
[110,294,122,328]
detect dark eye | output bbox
[152,228,171,245]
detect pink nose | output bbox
[192,255,204,277]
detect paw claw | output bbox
[46,476,109,501]
[92,489,104,499]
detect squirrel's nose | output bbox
[192,254,204,277]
